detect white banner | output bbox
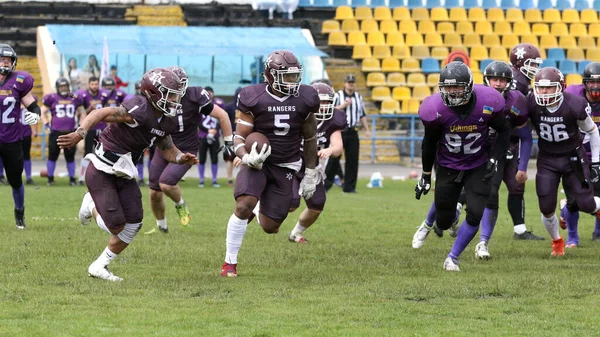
[100,37,110,83]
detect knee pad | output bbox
[435,208,456,230]
[117,222,142,244]
[486,186,500,210]
[465,212,482,227]
[566,198,579,213]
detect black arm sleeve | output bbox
[199,102,214,116]
[422,123,441,172]
[27,101,41,116]
[488,113,511,161]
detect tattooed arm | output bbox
[79,106,135,131]
[156,135,199,165]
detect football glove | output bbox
[483,158,498,182]
[299,167,318,199]
[414,173,431,200]
[241,142,271,170]
[592,162,600,183]
[221,140,235,161]
[24,111,40,125]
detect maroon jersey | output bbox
[172,86,212,152]
[75,89,106,130]
[564,84,600,159]
[511,67,531,96]
[316,108,347,151]
[43,93,80,131]
[237,83,320,165]
[99,95,178,158]
[0,70,34,143]
[527,92,590,157]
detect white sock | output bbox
[87,199,96,215]
[292,222,307,236]
[94,247,118,267]
[79,158,89,181]
[541,214,560,240]
[513,224,527,234]
[176,198,185,206]
[253,201,261,225]
[157,218,167,230]
[96,215,111,234]
[225,214,249,265]
[594,197,600,212]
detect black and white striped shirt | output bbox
[334,89,365,129]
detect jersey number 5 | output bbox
[539,123,568,142]
[274,114,290,136]
[445,132,482,154]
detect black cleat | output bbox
[0,176,6,185]
[15,208,25,230]
[69,177,77,186]
[47,176,55,186]
[433,224,444,238]
[514,231,545,240]
[138,179,145,187]
[25,178,35,185]
[78,180,85,186]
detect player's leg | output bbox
[22,135,33,184]
[79,131,96,184]
[63,137,77,185]
[536,157,566,256]
[413,201,438,247]
[225,158,234,186]
[46,131,60,185]
[147,149,170,233]
[256,164,296,234]
[0,156,5,184]
[564,154,600,223]
[136,154,145,186]
[2,141,25,229]
[342,130,359,193]
[209,140,220,187]
[289,181,327,243]
[324,155,341,191]
[561,191,580,247]
[197,138,208,187]
[159,162,193,227]
[476,155,506,260]
[593,181,600,241]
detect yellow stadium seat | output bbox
[341,19,360,33]
[559,36,577,49]
[470,59,479,72]
[475,21,493,35]
[469,45,489,60]
[494,21,513,36]
[482,34,500,47]
[374,7,392,20]
[566,74,583,87]
[361,19,379,33]
[588,24,600,38]
[367,32,386,46]
[456,21,474,35]
[322,20,340,34]
[542,9,561,23]
[463,33,481,47]
[570,23,588,37]
[524,9,542,23]
[399,20,417,34]
[362,58,381,71]
[451,45,468,53]
[431,8,449,21]
[407,73,426,86]
[531,23,549,36]
[468,8,486,22]
[355,7,373,20]
[412,85,431,100]
[444,32,462,46]
[366,72,387,86]
[328,32,347,46]
[425,32,444,46]
[380,20,398,34]
[373,45,391,58]
[402,99,421,113]
[562,9,580,23]
[437,22,455,34]
[501,34,520,49]
[431,46,449,59]
[405,32,424,46]
[487,8,505,22]
[579,36,597,49]
[581,9,598,24]
[566,48,585,61]
[550,23,569,37]
[473,72,484,84]
[588,49,600,62]
[352,45,372,59]
[392,86,411,100]
[386,32,405,46]
[427,73,440,87]
[335,6,354,20]
[393,7,411,21]
[506,8,524,23]
[539,35,558,49]
[387,72,406,86]
[418,20,437,34]
[520,35,538,46]
[371,86,391,101]
[348,31,367,45]
[392,45,411,58]
[382,58,401,72]
[489,46,508,60]
[411,8,430,21]
[380,99,400,114]
[449,8,467,22]
[402,58,421,72]
[412,45,431,59]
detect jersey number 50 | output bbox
[445,132,482,154]
[539,123,568,142]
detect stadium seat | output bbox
[370,0,386,6]
[402,99,421,113]
[425,0,442,8]
[588,25,600,39]
[575,0,590,10]
[501,34,519,49]
[581,9,598,23]
[550,23,569,37]
[382,57,401,71]
[547,48,566,62]
[555,0,571,10]
[539,35,558,49]
[392,45,411,58]
[421,58,440,73]
[393,7,411,20]
[532,23,549,36]
[566,73,583,86]
[373,45,392,58]
[594,0,600,10]
[559,36,577,49]
[348,31,367,45]
[412,45,431,59]
[355,7,372,19]
[519,0,534,9]
[505,8,524,23]
[367,72,387,86]
[588,49,600,62]
[371,86,391,101]
[482,0,498,8]
[335,6,354,19]
[362,58,382,71]
[475,21,493,35]
[487,8,505,22]
[380,99,400,114]
[543,9,561,23]
[387,32,405,45]
[562,9,580,23]
[328,32,348,45]
[578,60,591,73]
[402,58,421,72]
[537,0,552,10]
[579,36,596,49]
[352,45,372,59]
[468,8,487,22]
[444,32,462,46]
[399,20,417,34]
[334,0,350,6]
[393,86,412,100]
[313,0,332,6]
[431,8,449,21]
[499,0,515,9]
[374,7,392,20]
[489,46,508,60]
[387,72,406,86]
[559,60,577,74]
[473,72,484,84]
[405,32,424,46]
[456,21,474,34]
[463,33,481,47]
[412,85,431,100]
[449,8,467,22]
[437,22,455,34]
[389,0,406,7]
[567,48,586,62]
[322,20,341,34]
[425,32,443,46]
[408,0,424,8]
[361,19,379,33]
[352,0,369,6]
[299,0,312,6]
[407,73,426,86]
[470,45,489,60]
[540,59,557,68]
[418,20,437,34]
[520,35,538,46]
[431,46,449,59]
[426,73,440,87]
[494,21,513,36]
[341,19,360,32]
[445,0,460,7]
[463,0,479,7]
[525,9,543,23]
[482,34,500,47]
[367,32,386,46]
[380,20,398,33]
[479,59,494,73]
[411,8,430,21]
[570,23,588,37]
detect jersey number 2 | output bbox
[445,132,482,154]
[2,97,16,124]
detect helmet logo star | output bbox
[149,71,165,86]
[286,173,294,180]
[514,47,526,60]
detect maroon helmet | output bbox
[510,43,543,80]
[140,67,186,117]
[264,50,303,96]
[311,82,335,121]
[533,67,565,106]
[167,66,188,94]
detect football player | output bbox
[509,43,543,96]
[76,76,105,185]
[100,77,126,108]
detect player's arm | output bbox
[421,123,441,174]
[487,112,511,162]
[516,121,533,172]
[320,130,343,159]
[578,115,600,163]
[156,135,199,165]
[40,106,50,126]
[302,112,318,170]
[21,92,41,124]
[57,106,134,149]
[209,104,233,140]
[233,111,254,158]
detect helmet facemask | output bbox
[584,76,600,100]
[316,94,335,121]
[0,55,16,75]
[57,84,70,97]
[534,80,563,107]
[439,83,472,107]
[154,84,185,117]
[270,67,303,97]
[520,58,543,80]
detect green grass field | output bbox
[1,178,599,337]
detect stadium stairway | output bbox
[126,5,187,26]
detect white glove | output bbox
[24,111,40,125]
[206,133,215,145]
[299,167,318,199]
[241,142,271,170]
[314,163,326,184]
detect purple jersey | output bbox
[19,107,32,137]
[238,83,320,165]
[199,114,219,139]
[171,86,212,151]
[503,90,529,127]
[124,93,135,102]
[420,85,505,170]
[100,95,179,158]
[102,89,126,108]
[214,97,225,109]
[43,93,80,131]
[0,71,34,143]
[527,92,590,157]
[75,89,106,130]
[511,67,531,96]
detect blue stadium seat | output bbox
[426,0,442,8]
[541,59,557,68]
[463,0,479,8]
[371,0,386,6]
[575,0,590,9]
[445,0,460,7]
[559,60,577,74]
[594,0,600,10]
[519,0,534,9]
[422,58,440,73]
[537,0,553,10]
[313,0,331,6]
[480,59,494,73]
[482,0,498,8]
[298,0,312,6]
[555,0,572,10]
[578,60,591,74]
[500,0,516,9]
[351,0,368,6]
[389,0,405,6]
[407,0,424,8]
[547,48,566,62]
[333,0,348,5]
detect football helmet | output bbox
[583,62,600,99]
[134,80,142,95]
[533,67,565,107]
[0,44,17,75]
[101,77,116,91]
[483,61,513,97]
[438,61,474,107]
[140,68,186,117]
[264,50,303,97]
[311,82,335,121]
[510,43,543,80]
[55,77,70,97]
[167,66,188,94]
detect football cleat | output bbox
[220,262,237,277]
[175,202,190,226]
[212,182,221,188]
[289,233,309,243]
[448,218,460,238]
[69,177,77,186]
[198,182,204,188]
[78,192,93,226]
[144,226,169,235]
[514,231,545,240]
[565,243,578,248]
[433,223,443,238]
[25,178,34,185]
[551,237,565,256]
[593,233,600,241]
[443,257,460,272]
[559,199,567,229]
[412,221,432,249]
[0,176,6,184]
[88,262,123,282]
[475,241,491,260]
[15,208,25,230]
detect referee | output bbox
[325,74,370,193]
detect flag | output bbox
[100,36,109,82]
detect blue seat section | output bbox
[370,0,387,6]
[421,58,440,73]
[555,0,572,9]
[389,0,405,7]
[445,0,460,7]
[479,59,494,73]
[350,0,368,7]
[298,0,313,6]
[547,48,566,62]
[541,59,557,68]
[499,0,516,9]
[519,0,534,9]
[575,0,590,9]
[559,60,578,74]
[594,0,600,10]
[425,0,442,8]
[313,0,332,6]
[463,0,479,8]
[333,0,348,5]
[537,0,553,10]
[578,60,591,74]
[407,0,424,8]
